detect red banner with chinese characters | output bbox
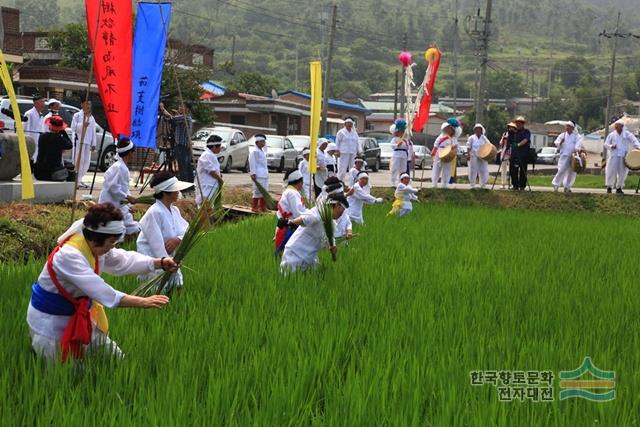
[86,0,132,138]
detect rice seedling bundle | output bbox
[253,179,277,210]
[1,203,639,425]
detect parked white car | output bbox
[191,126,250,172]
[286,135,311,154]
[248,135,299,171]
[0,96,117,171]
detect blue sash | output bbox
[30,282,81,316]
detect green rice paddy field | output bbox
[1,201,639,425]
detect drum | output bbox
[478,143,497,162]
[439,145,456,163]
[624,149,640,171]
[571,152,587,173]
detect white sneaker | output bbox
[553,185,559,192]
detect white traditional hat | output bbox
[400,173,410,180]
[286,170,303,183]
[327,142,338,152]
[152,176,194,194]
[47,98,61,106]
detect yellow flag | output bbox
[0,50,35,199]
[308,61,322,174]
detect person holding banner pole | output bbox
[172,102,194,183]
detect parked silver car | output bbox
[192,126,250,172]
[248,135,299,171]
[0,96,117,171]
[414,145,433,169]
[379,143,392,169]
[537,146,559,165]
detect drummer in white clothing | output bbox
[467,123,491,189]
[431,122,458,188]
[280,193,348,273]
[249,133,269,212]
[195,135,224,207]
[137,172,192,288]
[347,173,383,224]
[552,121,584,193]
[98,138,140,235]
[70,100,97,189]
[604,120,640,194]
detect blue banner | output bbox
[131,2,171,148]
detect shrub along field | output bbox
[1,201,638,425]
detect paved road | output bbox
[74,162,628,202]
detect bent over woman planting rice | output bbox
[280,193,348,273]
[26,203,178,362]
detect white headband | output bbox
[153,176,178,194]
[358,173,370,180]
[85,220,125,235]
[344,118,354,124]
[400,173,410,180]
[117,141,134,153]
[254,135,266,142]
[286,170,303,183]
[302,148,310,155]
[324,184,344,195]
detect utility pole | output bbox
[603,12,621,138]
[294,42,299,91]
[231,35,236,67]
[400,32,408,116]
[393,69,399,120]
[465,0,492,124]
[530,69,535,111]
[453,0,459,114]
[321,4,337,136]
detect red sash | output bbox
[46,237,99,361]
[431,135,449,157]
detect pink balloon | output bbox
[398,51,412,67]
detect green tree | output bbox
[161,65,214,125]
[19,0,59,30]
[224,71,280,97]
[49,23,90,70]
[487,70,525,99]
[552,56,595,88]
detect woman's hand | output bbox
[164,238,181,254]
[127,195,138,204]
[329,245,337,255]
[143,295,170,308]
[119,294,169,308]
[155,257,180,272]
